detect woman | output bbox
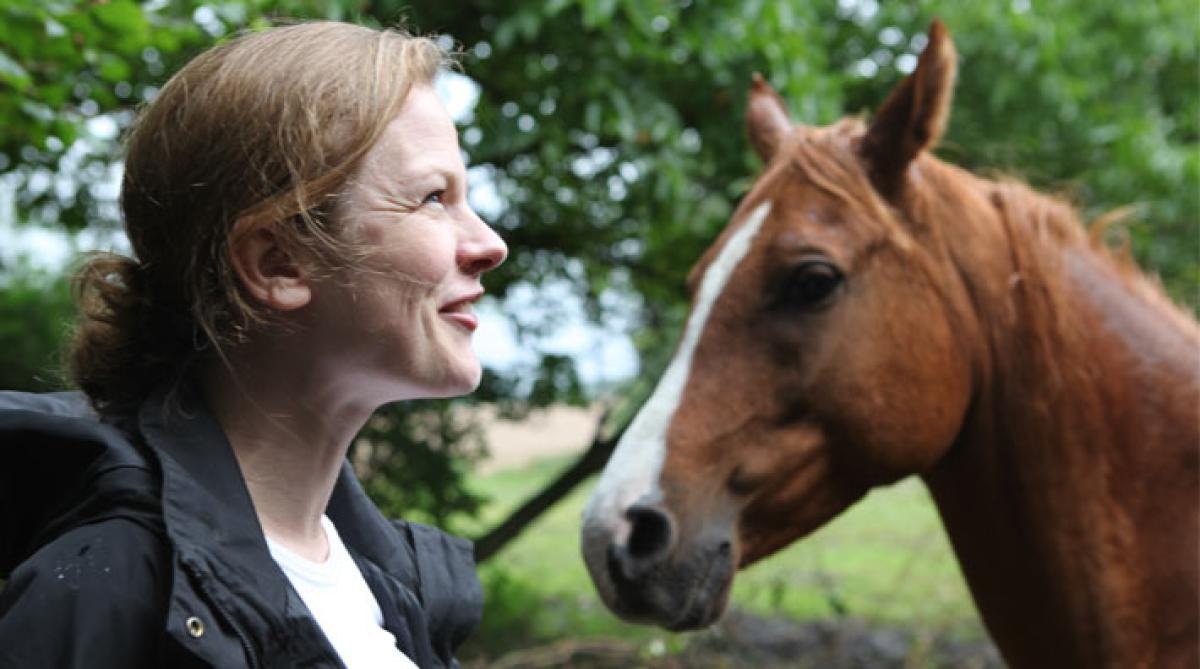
[0,21,504,668]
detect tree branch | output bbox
[473,407,629,563]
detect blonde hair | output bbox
[68,21,450,417]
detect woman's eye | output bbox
[778,261,843,310]
[421,190,446,206]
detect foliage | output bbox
[354,400,489,530]
[0,268,74,392]
[0,0,1196,528]
[0,0,213,230]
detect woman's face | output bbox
[307,84,507,401]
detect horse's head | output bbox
[582,20,978,629]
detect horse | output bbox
[580,20,1199,669]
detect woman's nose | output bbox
[457,209,508,275]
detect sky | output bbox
[0,71,638,389]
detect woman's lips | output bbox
[439,292,483,332]
[440,310,478,332]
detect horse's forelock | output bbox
[770,118,909,246]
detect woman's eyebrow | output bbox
[388,164,459,190]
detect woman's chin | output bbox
[416,361,483,399]
[443,372,482,397]
[358,346,483,402]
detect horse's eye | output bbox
[780,261,843,309]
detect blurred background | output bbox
[1,1,1195,666]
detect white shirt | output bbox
[266,516,418,669]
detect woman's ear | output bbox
[229,225,312,311]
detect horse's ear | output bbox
[860,19,957,196]
[747,73,792,163]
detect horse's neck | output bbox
[923,210,1199,668]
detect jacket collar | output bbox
[137,382,291,606]
[136,382,423,594]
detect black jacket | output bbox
[0,387,482,668]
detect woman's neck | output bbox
[200,341,377,563]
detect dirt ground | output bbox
[475,404,601,474]
[469,609,1003,669]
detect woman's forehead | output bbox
[361,86,461,179]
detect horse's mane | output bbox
[980,175,1198,339]
[780,118,1194,342]
[780,120,1197,461]
[932,159,1198,380]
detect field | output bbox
[458,454,999,667]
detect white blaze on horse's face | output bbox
[581,201,771,619]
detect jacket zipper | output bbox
[185,560,262,669]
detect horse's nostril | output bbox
[625,504,675,563]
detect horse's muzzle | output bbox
[581,502,735,630]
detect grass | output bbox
[459,454,988,659]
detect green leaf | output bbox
[0,49,32,91]
[97,54,131,83]
[91,0,150,50]
[581,0,618,29]
[91,0,145,33]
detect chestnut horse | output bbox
[581,20,1198,669]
